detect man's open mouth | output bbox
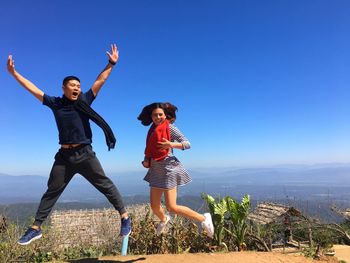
[72,92,78,97]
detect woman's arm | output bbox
[157,124,191,150]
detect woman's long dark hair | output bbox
[137,102,178,126]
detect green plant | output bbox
[202,193,228,249]
[312,227,336,250]
[31,250,53,262]
[225,195,251,251]
[302,246,316,258]
[128,205,210,254]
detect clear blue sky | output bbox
[1,0,349,175]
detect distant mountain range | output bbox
[1,163,350,204]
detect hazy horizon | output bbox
[2,163,350,206]
[2,161,350,177]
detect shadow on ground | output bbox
[68,257,146,263]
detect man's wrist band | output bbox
[109,60,116,66]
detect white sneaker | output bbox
[156,214,171,235]
[201,213,214,238]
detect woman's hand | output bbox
[157,138,173,150]
[142,159,150,168]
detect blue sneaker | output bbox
[120,217,131,236]
[18,227,42,245]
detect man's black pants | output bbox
[33,144,126,226]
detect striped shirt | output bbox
[143,124,192,189]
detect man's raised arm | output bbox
[7,55,44,102]
[90,44,119,97]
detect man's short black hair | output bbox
[63,76,80,86]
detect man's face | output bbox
[63,80,81,100]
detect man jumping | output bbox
[7,44,131,245]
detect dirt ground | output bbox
[64,250,346,263]
[333,245,350,262]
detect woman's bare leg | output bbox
[150,187,167,222]
[164,187,205,222]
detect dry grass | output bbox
[0,204,212,262]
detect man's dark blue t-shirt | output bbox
[43,89,95,145]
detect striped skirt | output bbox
[143,156,192,189]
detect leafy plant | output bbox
[312,226,337,250]
[302,246,317,258]
[225,195,251,251]
[31,250,53,262]
[202,193,228,249]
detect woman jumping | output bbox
[137,102,214,237]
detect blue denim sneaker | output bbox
[120,217,131,236]
[18,227,42,245]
